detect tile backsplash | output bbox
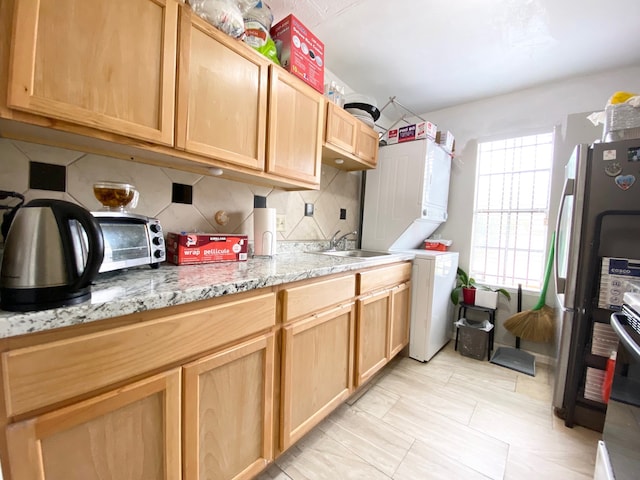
[0,139,362,243]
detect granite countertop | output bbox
[0,251,414,339]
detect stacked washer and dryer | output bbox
[361,138,458,362]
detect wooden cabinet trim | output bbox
[2,291,276,417]
[285,302,355,335]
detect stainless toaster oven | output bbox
[91,211,165,273]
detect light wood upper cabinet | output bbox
[183,333,274,480]
[175,7,268,170]
[325,102,357,154]
[7,0,178,146]
[355,120,379,167]
[266,65,324,186]
[322,101,379,171]
[5,369,181,480]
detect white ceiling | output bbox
[268,0,640,114]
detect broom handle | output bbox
[516,284,522,349]
[533,232,555,311]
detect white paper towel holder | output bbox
[253,197,276,257]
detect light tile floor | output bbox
[257,342,601,480]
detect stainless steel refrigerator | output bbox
[553,139,640,431]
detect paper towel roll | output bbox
[254,208,276,256]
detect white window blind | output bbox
[471,133,553,290]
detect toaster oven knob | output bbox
[150,223,161,233]
[154,250,164,259]
[152,236,164,246]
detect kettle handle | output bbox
[41,200,104,290]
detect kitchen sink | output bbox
[314,250,391,258]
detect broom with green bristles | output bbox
[503,232,555,343]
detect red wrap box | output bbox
[271,14,324,93]
[166,233,248,265]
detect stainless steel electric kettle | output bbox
[0,199,104,311]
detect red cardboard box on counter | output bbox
[166,233,248,265]
[271,14,324,93]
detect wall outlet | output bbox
[276,214,286,232]
[340,208,347,220]
[304,203,314,217]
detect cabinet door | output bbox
[355,121,379,167]
[266,66,323,185]
[5,369,181,480]
[325,101,356,154]
[8,0,178,145]
[389,282,411,358]
[183,332,274,480]
[356,289,390,386]
[175,7,268,170]
[281,303,355,449]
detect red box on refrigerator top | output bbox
[271,14,324,93]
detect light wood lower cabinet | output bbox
[355,263,412,387]
[280,303,355,450]
[183,332,274,480]
[356,290,390,386]
[0,263,411,480]
[389,282,411,357]
[5,369,181,480]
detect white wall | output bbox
[422,65,640,357]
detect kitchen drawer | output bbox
[358,263,412,294]
[2,291,276,417]
[282,275,355,322]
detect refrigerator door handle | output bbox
[554,177,575,297]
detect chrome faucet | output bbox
[328,230,358,251]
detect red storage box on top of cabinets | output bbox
[271,14,324,93]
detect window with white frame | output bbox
[470,132,554,291]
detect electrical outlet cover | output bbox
[304,203,314,216]
[276,214,286,231]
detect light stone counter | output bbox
[0,251,414,339]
